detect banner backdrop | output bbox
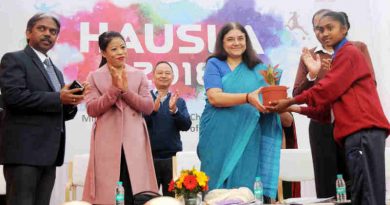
[1,0,389,163]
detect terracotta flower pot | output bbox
[261,85,288,105]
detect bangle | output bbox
[246,93,249,103]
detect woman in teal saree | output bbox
[197,22,283,200]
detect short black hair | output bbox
[153,61,173,73]
[26,13,61,34]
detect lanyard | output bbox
[332,38,348,60]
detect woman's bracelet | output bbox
[246,93,249,103]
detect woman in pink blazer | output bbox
[82,31,158,205]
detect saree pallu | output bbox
[198,62,283,199]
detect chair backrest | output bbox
[0,165,5,195]
[172,151,201,178]
[65,154,90,202]
[73,154,90,186]
[279,149,314,182]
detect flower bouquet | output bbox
[169,168,209,205]
[260,64,287,105]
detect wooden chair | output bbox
[65,154,89,202]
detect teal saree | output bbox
[198,61,283,199]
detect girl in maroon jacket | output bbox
[270,11,390,205]
[291,10,376,200]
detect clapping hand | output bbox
[169,90,179,113]
[153,93,162,112]
[109,65,128,92]
[301,47,321,79]
[322,58,332,71]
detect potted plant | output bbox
[168,168,209,205]
[260,64,287,105]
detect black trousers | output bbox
[120,148,134,205]
[308,120,349,198]
[0,194,6,205]
[3,164,56,205]
[344,128,386,205]
[153,158,174,197]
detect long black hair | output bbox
[98,31,125,67]
[208,22,261,69]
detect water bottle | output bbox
[115,181,125,205]
[336,174,347,202]
[254,176,264,205]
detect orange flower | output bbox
[183,175,198,191]
[176,180,183,189]
[168,180,175,192]
[170,168,209,198]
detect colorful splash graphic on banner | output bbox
[55,0,295,99]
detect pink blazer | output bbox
[82,64,158,204]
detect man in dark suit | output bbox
[0,13,87,205]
